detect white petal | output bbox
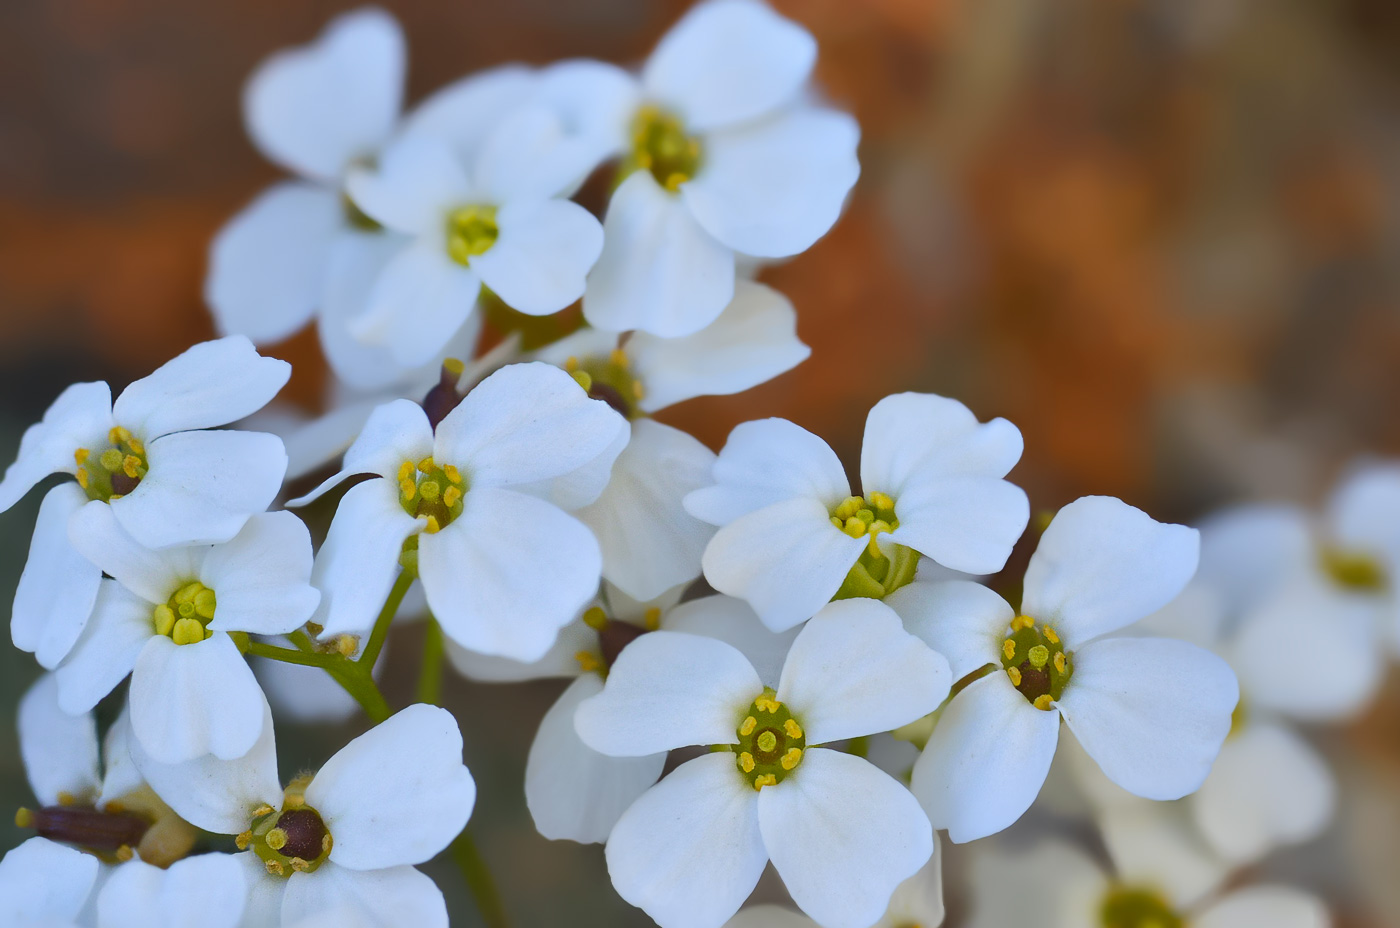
[307,704,475,870]
[910,672,1060,842]
[444,618,595,683]
[244,7,404,181]
[131,697,281,835]
[205,182,343,344]
[760,749,932,928]
[685,418,849,526]
[99,853,246,928]
[684,106,859,258]
[881,838,945,928]
[252,655,362,724]
[1194,887,1330,928]
[12,484,101,669]
[1190,721,1334,865]
[1099,805,1227,908]
[421,489,599,661]
[307,479,421,640]
[281,862,447,928]
[642,0,815,131]
[1021,496,1200,646]
[1195,504,1313,615]
[583,170,735,338]
[1128,579,1227,650]
[67,499,195,603]
[777,599,950,744]
[1057,636,1237,801]
[402,65,537,161]
[1232,579,1384,721]
[630,280,809,413]
[113,336,291,439]
[1330,462,1400,559]
[19,674,100,806]
[576,630,761,755]
[434,362,627,490]
[701,497,866,632]
[605,753,767,928]
[350,239,481,368]
[288,398,435,505]
[965,840,1107,928]
[345,134,473,236]
[470,198,602,315]
[577,420,715,602]
[471,103,611,204]
[526,674,667,844]
[201,511,319,636]
[97,709,144,807]
[0,837,99,923]
[506,412,629,511]
[129,633,266,763]
[860,392,1023,496]
[0,381,113,512]
[885,579,1010,680]
[662,595,798,689]
[113,429,287,549]
[521,58,640,176]
[233,851,287,927]
[55,581,152,715]
[884,474,1028,575]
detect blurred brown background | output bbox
[3,0,1400,924]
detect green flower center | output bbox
[564,348,645,419]
[445,205,499,266]
[241,790,332,879]
[1319,546,1387,593]
[829,493,919,601]
[154,582,216,646]
[398,457,467,533]
[75,427,148,503]
[733,689,807,790]
[1100,886,1184,928]
[1000,615,1073,710]
[622,105,703,193]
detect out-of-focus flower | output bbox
[905,496,1237,843]
[576,598,948,928]
[685,392,1028,631]
[57,508,319,764]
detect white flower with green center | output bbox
[901,496,1238,843]
[0,337,290,672]
[574,598,950,928]
[0,836,99,927]
[561,0,860,337]
[533,279,809,600]
[53,507,319,765]
[97,853,247,928]
[966,812,1329,928]
[131,703,475,928]
[450,583,798,845]
[684,392,1029,631]
[290,362,628,662]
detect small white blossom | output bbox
[56,508,319,764]
[685,392,1028,631]
[576,598,950,928]
[903,496,1238,843]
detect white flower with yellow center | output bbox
[54,506,319,765]
[290,362,627,661]
[0,337,290,673]
[902,496,1238,843]
[575,598,950,928]
[534,279,809,600]
[0,836,99,927]
[572,0,861,337]
[966,811,1329,928]
[450,584,798,845]
[684,392,1029,631]
[131,703,475,928]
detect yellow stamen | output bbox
[400,478,416,501]
[171,618,206,646]
[869,491,895,511]
[253,804,274,818]
[424,516,441,534]
[1011,615,1035,631]
[1033,694,1054,711]
[571,370,593,392]
[643,607,661,631]
[153,604,176,637]
[843,516,868,538]
[76,467,89,489]
[235,831,252,851]
[780,748,803,770]
[1044,626,1060,644]
[753,774,777,790]
[122,455,141,479]
[334,635,358,658]
[739,716,757,737]
[738,752,755,773]
[610,348,629,368]
[418,456,435,473]
[108,426,131,445]
[14,808,32,828]
[398,461,414,482]
[74,448,89,465]
[265,859,284,877]
[575,651,603,673]
[115,845,134,862]
[290,858,310,872]
[443,358,465,377]
[443,465,463,485]
[582,607,608,630]
[1007,666,1022,686]
[442,485,462,508]
[632,379,645,400]
[754,695,782,714]
[126,437,143,455]
[1054,652,1067,674]
[564,356,579,372]
[784,719,803,739]
[1003,638,1017,660]
[193,589,216,620]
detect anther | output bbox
[843,517,867,538]
[754,696,782,714]
[574,652,603,673]
[1054,652,1067,674]
[1003,639,1017,660]
[443,465,463,485]
[115,845,134,862]
[1044,626,1060,644]
[753,774,777,790]
[643,607,661,631]
[153,605,176,637]
[265,859,284,877]
[783,719,803,739]
[74,448,89,465]
[290,858,310,872]
[424,516,441,534]
[235,831,252,850]
[571,370,593,392]
[334,636,358,658]
[738,753,755,773]
[398,462,414,482]
[418,457,435,473]
[1011,615,1035,631]
[609,348,629,368]
[781,748,803,770]
[739,716,757,736]
[122,455,141,479]
[14,808,32,828]
[582,607,608,630]
[171,618,206,646]
[1007,666,1022,686]
[1033,695,1054,711]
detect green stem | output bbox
[360,570,413,670]
[327,665,392,724]
[243,641,328,669]
[416,618,444,706]
[452,829,509,928]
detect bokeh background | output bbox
[3,0,1400,924]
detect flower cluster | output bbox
[0,2,1367,927]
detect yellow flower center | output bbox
[622,105,703,193]
[398,457,467,534]
[445,205,499,266]
[1000,615,1073,710]
[74,426,148,503]
[563,348,646,419]
[1319,546,1387,593]
[829,493,919,601]
[733,689,806,790]
[238,781,333,880]
[1099,886,1183,928]
[153,582,216,646]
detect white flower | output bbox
[903,496,1238,843]
[132,703,475,928]
[533,280,809,599]
[97,853,246,928]
[451,584,797,844]
[55,507,319,764]
[573,0,861,337]
[290,362,627,661]
[0,837,99,927]
[966,811,1330,928]
[343,95,607,368]
[684,392,1028,631]
[575,598,950,928]
[17,675,196,868]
